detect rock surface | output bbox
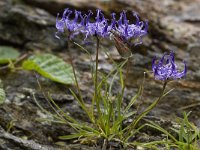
[0,0,67,51]
[0,0,200,149]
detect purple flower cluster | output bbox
[56,9,187,81]
[56,9,148,43]
[152,51,187,81]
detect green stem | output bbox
[118,58,130,130]
[124,81,168,140]
[94,37,101,119]
[68,37,94,123]
[120,58,130,110]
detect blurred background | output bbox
[0,0,200,149]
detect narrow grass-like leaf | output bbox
[0,88,6,104]
[0,46,20,64]
[0,80,6,104]
[22,54,74,84]
[146,122,178,143]
[59,133,84,140]
[124,86,142,113]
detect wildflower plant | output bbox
[37,8,188,148]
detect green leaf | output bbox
[59,133,83,140]
[0,46,20,64]
[124,85,143,113]
[0,80,6,104]
[22,54,74,84]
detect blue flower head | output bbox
[152,51,187,81]
[116,11,148,45]
[84,9,110,39]
[56,8,148,44]
[56,8,85,39]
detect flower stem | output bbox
[68,37,94,123]
[124,81,168,140]
[118,58,130,129]
[94,37,101,119]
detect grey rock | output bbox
[182,3,200,23]
[0,1,67,51]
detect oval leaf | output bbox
[22,54,74,84]
[0,46,20,64]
